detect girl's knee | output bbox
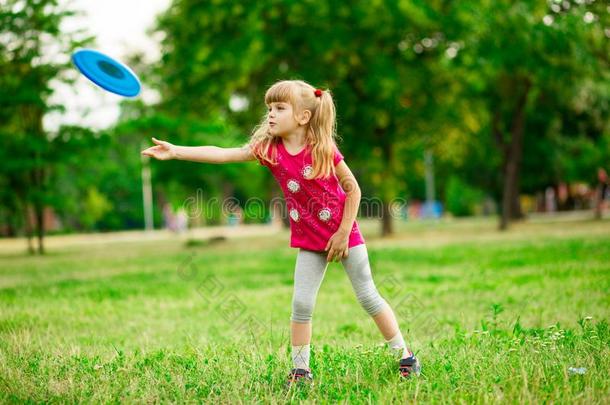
[291,297,315,322]
[357,291,387,317]
[367,298,388,317]
[291,313,313,323]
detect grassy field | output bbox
[1,216,609,403]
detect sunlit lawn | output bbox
[1,216,608,403]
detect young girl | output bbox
[141,80,421,387]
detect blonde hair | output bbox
[245,79,340,179]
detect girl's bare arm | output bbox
[141,138,256,163]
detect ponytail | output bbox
[308,88,338,179]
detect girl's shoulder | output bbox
[255,139,280,167]
[333,143,344,166]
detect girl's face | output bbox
[267,101,302,137]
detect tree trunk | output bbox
[34,203,45,254]
[279,190,290,228]
[594,184,603,220]
[21,105,48,254]
[379,131,394,237]
[24,203,35,255]
[268,185,288,229]
[381,201,393,237]
[509,184,523,220]
[495,79,531,231]
[221,181,235,226]
[32,150,47,254]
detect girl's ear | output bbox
[299,110,312,126]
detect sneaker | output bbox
[285,367,314,389]
[399,355,421,378]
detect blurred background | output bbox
[1,0,608,254]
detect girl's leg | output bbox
[290,248,329,369]
[341,244,413,358]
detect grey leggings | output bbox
[291,244,388,323]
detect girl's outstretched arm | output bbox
[140,137,256,163]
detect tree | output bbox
[453,0,608,229]
[0,0,90,253]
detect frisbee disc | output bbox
[72,49,141,97]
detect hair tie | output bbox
[314,89,323,98]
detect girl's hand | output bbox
[141,137,176,160]
[324,229,349,262]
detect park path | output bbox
[0,209,607,255]
[0,223,284,255]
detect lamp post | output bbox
[424,149,435,204]
[141,141,154,231]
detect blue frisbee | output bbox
[72,49,141,97]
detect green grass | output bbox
[1,217,609,403]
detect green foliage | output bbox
[152,0,608,226]
[1,0,609,243]
[80,187,112,230]
[445,176,487,217]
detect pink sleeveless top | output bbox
[257,140,365,252]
